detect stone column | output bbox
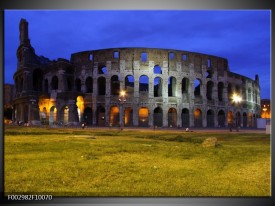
[148,106,153,127]
[23,71,30,92]
[57,70,65,91]
[163,106,168,127]
[68,100,79,125]
[133,106,139,126]
[92,103,97,126]
[202,108,207,127]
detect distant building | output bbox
[261,99,271,119]
[4,83,15,108]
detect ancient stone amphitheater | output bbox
[13,19,261,128]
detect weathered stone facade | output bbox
[13,19,261,128]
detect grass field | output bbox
[4,126,271,197]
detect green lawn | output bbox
[4,126,271,196]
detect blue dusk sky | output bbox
[4,10,271,99]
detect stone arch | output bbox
[125,75,134,94]
[181,108,189,128]
[110,106,120,126]
[228,111,233,126]
[138,107,149,127]
[154,107,163,127]
[98,65,107,74]
[154,77,163,97]
[154,65,162,74]
[182,78,189,93]
[49,106,57,125]
[61,105,69,124]
[97,77,106,95]
[96,105,105,126]
[206,81,214,100]
[51,76,58,90]
[85,76,93,93]
[83,107,93,126]
[194,78,201,96]
[218,82,224,101]
[218,110,225,127]
[168,108,177,127]
[124,107,133,127]
[75,78,81,92]
[33,69,43,91]
[111,75,120,95]
[207,109,215,127]
[168,76,177,97]
[139,75,149,92]
[194,108,202,127]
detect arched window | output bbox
[206,81,214,100]
[75,78,81,92]
[139,75,149,92]
[33,69,43,91]
[154,65,162,74]
[97,77,106,95]
[85,77,93,93]
[51,76,58,90]
[154,77,163,97]
[168,76,176,97]
[111,75,120,95]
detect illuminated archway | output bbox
[49,106,57,125]
[194,108,202,127]
[110,106,120,126]
[76,96,84,122]
[139,107,149,127]
[61,106,69,124]
[228,111,233,126]
[124,107,133,126]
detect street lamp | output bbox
[118,90,126,130]
[232,93,242,131]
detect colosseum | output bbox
[12,19,261,128]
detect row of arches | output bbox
[43,74,229,101]
[15,68,259,105]
[40,104,256,128]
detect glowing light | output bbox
[232,93,242,103]
[120,90,126,97]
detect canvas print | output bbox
[4,10,271,197]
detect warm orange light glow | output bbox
[120,90,126,97]
[139,108,148,118]
[227,111,233,124]
[194,109,201,118]
[110,106,119,125]
[232,93,242,103]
